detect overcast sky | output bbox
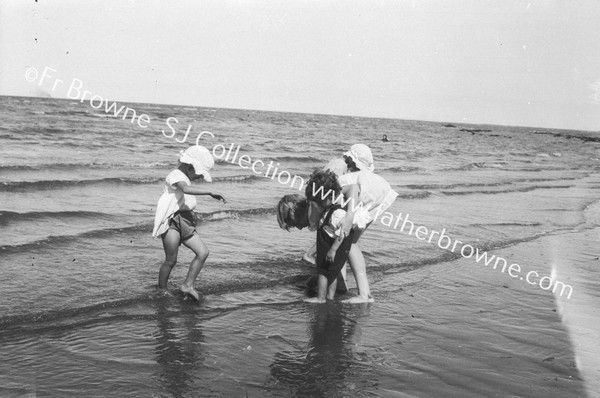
[1,0,599,131]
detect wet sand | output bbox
[360,229,596,397]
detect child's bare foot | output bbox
[303,297,326,304]
[302,253,316,265]
[342,295,374,304]
[180,285,200,302]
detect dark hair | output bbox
[343,155,359,172]
[305,169,341,206]
[179,162,200,178]
[276,194,308,231]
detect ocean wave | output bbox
[268,156,324,164]
[0,207,276,253]
[214,158,247,166]
[532,131,600,143]
[442,162,508,171]
[0,266,310,332]
[350,230,553,283]
[443,161,580,174]
[0,228,554,331]
[0,210,113,225]
[212,175,269,183]
[0,224,151,255]
[513,176,580,183]
[404,182,506,190]
[375,231,551,277]
[0,174,270,192]
[43,109,92,118]
[6,126,69,136]
[381,166,423,173]
[403,176,580,192]
[444,162,487,171]
[0,161,172,172]
[467,222,544,228]
[0,177,163,192]
[441,185,574,196]
[89,113,116,118]
[214,154,324,167]
[396,191,432,200]
[0,134,23,141]
[197,207,275,222]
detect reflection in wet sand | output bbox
[269,303,376,396]
[153,296,206,397]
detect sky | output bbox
[1,0,600,131]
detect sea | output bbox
[1,95,599,397]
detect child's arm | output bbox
[175,182,227,203]
[339,184,360,239]
[326,208,348,262]
[326,237,343,263]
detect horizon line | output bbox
[1,93,597,134]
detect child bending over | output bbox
[276,191,349,299]
[305,170,355,303]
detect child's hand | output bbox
[326,248,336,263]
[210,193,227,204]
[338,217,353,240]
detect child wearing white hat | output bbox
[152,145,227,302]
[337,143,398,303]
[343,143,375,172]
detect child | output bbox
[337,144,398,303]
[304,169,355,303]
[152,145,226,302]
[301,158,348,265]
[276,192,349,297]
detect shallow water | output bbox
[1,95,599,396]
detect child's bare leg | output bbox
[346,244,371,298]
[343,227,374,303]
[180,234,209,301]
[159,230,180,288]
[304,275,327,303]
[336,264,348,293]
[326,278,338,300]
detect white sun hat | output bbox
[344,144,374,172]
[179,145,214,182]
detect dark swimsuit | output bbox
[167,210,197,245]
[316,205,354,285]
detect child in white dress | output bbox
[152,145,226,302]
[337,144,398,303]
